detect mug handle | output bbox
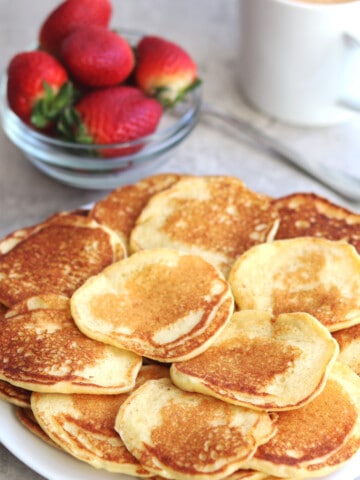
[339,31,360,111]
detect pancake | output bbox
[246,362,360,478]
[130,176,279,277]
[0,209,90,256]
[273,192,360,253]
[0,224,39,255]
[115,377,276,480]
[90,173,183,250]
[229,237,360,332]
[0,379,31,407]
[71,248,234,362]
[31,365,169,474]
[0,212,126,307]
[332,323,360,375]
[0,295,142,393]
[171,310,338,411]
[16,407,59,448]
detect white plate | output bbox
[1,399,360,480]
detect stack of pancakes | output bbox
[1,173,360,480]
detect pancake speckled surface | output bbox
[71,248,234,362]
[115,377,276,480]
[171,310,338,411]
[246,362,360,478]
[0,295,141,393]
[273,192,360,253]
[31,365,169,474]
[90,173,183,250]
[229,237,360,332]
[0,212,126,307]
[130,176,279,277]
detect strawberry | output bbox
[7,50,73,129]
[58,86,163,157]
[60,26,134,88]
[134,35,199,106]
[39,0,112,57]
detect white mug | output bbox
[238,0,360,126]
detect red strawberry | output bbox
[134,35,199,106]
[39,0,112,56]
[60,26,134,88]
[58,86,163,157]
[7,50,72,129]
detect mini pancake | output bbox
[71,248,234,362]
[171,310,338,411]
[31,365,169,475]
[90,173,183,250]
[0,209,90,255]
[272,192,360,253]
[0,380,31,407]
[246,362,360,478]
[16,408,59,448]
[0,295,141,394]
[115,377,276,480]
[0,224,39,255]
[0,212,126,307]
[130,176,279,277]
[332,323,360,375]
[229,237,360,332]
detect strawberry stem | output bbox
[31,81,79,129]
[56,106,93,144]
[156,78,202,108]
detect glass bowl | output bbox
[0,31,202,190]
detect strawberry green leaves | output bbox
[31,81,78,129]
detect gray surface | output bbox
[0,1,360,479]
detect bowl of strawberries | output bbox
[0,0,202,189]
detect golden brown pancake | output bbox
[90,173,183,250]
[229,237,360,332]
[0,380,31,407]
[0,212,126,307]
[171,310,338,411]
[16,407,59,448]
[0,224,39,255]
[31,365,169,474]
[0,295,141,393]
[0,209,90,255]
[71,248,234,362]
[246,362,360,478]
[273,192,360,253]
[130,176,279,277]
[332,323,360,375]
[115,377,276,480]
